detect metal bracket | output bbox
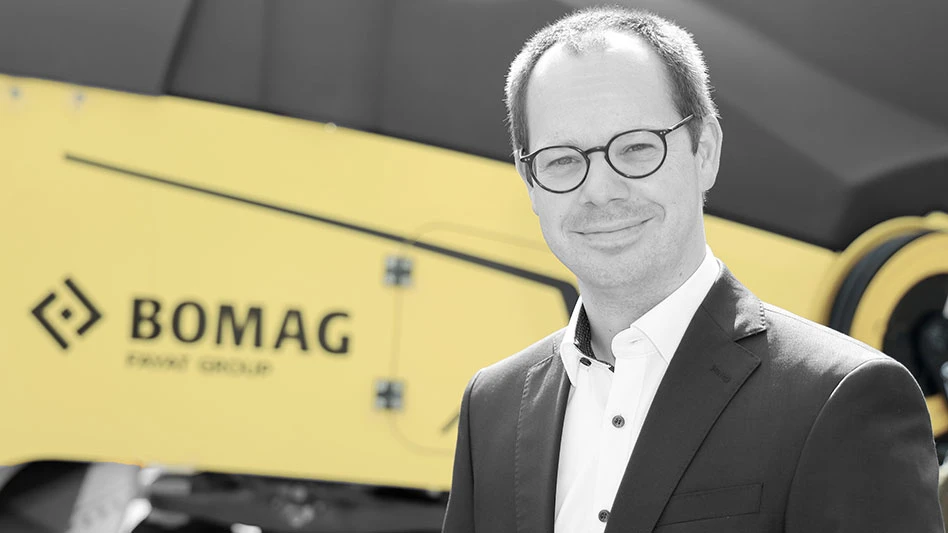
[384,256,413,287]
[375,379,404,411]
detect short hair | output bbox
[504,6,718,155]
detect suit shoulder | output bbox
[759,302,895,377]
[473,328,565,393]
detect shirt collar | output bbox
[559,246,721,386]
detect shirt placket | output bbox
[591,347,648,530]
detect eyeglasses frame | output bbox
[518,114,695,194]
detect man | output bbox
[443,6,942,533]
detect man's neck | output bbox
[579,248,706,366]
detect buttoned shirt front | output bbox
[554,247,720,532]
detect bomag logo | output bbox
[31,277,351,378]
[31,277,104,350]
[126,297,351,378]
[129,298,350,353]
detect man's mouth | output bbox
[578,218,651,235]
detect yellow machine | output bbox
[1,1,946,531]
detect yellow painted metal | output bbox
[811,213,948,325]
[0,75,572,489]
[850,232,948,349]
[929,396,948,438]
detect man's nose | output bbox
[577,152,631,206]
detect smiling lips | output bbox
[577,217,651,235]
[572,217,653,250]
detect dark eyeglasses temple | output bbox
[669,114,695,132]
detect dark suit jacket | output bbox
[443,267,943,532]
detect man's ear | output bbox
[514,151,540,215]
[695,116,722,193]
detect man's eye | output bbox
[552,156,580,166]
[620,143,658,154]
[543,155,582,169]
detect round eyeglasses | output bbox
[518,114,694,193]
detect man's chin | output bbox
[566,254,654,289]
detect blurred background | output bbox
[1,0,947,531]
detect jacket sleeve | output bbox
[443,370,481,533]
[785,358,943,532]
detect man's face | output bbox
[521,32,720,293]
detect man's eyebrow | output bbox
[535,136,584,148]
[536,123,668,149]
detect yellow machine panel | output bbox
[0,76,575,489]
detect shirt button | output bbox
[612,415,625,428]
[580,357,592,367]
[598,509,610,523]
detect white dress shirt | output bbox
[554,247,721,532]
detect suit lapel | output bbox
[515,335,571,533]
[605,267,766,533]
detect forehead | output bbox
[525,32,678,147]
